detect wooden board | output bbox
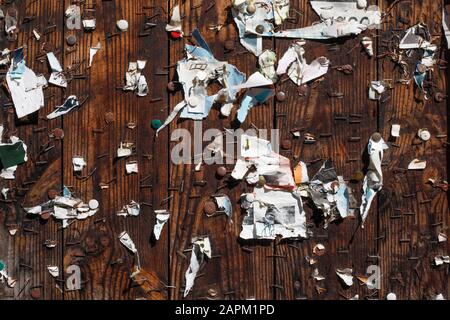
[0,0,448,300]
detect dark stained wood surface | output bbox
[0,0,448,300]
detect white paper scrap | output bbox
[336,268,353,287]
[153,210,170,240]
[184,236,211,297]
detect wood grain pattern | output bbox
[0,0,448,300]
[167,0,275,300]
[377,0,449,299]
[0,0,64,300]
[274,0,379,300]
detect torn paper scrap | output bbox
[33,29,41,40]
[184,236,211,297]
[6,47,45,118]
[408,159,426,170]
[312,268,325,281]
[399,23,436,97]
[391,124,400,137]
[235,71,273,90]
[157,35,246,134]
[305,159,350,226]
[360,133,388,227]
[82,18,96,30]
[89,42,101,67]
[191,28,212,54]
[214,195,233,221]
[231,0,290,55]
[119,231,138,253]
[153,210,170,240]
[271,1,381,40]
[24,192,98,228]
[368,81,386,100]
[305,256,318,265]
[0,126,28,180]
[156,101,186,136]
[399,23,432,50]
[205,132,225,159]
[0,263,16,288]
[125,161,138,174]
[123,60,148,97]
[117,201,140,217]
[232,0,380,55]
[5,7,18,39]
[0,167,18,180]
[239,186,306,240]
[119,231,141,278]
[72,156,86,172]
[117,142,133,158]
[277,41,329,85]
[336,268,353,287]
[259,50,277,82]
[361,37,373,57]
[294,161,309,185]
[65,4,80,29]
[438,233,447,243]
[0,48,11,66]
[0,136,28,169]
[231,134,296,190]
[443,6,450,49]
[47,52,62,72]
[47,95,80,119]
[47,52,67,88]
[47,266,59,277]
[166,5,183,37]
[237,86,275,123]
[313,243,325,256]
[434,255,450,266]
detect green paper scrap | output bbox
[0,142,26,169]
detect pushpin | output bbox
[53,128,64,139]
[351,171,365,182]
[151,119,162,130]
[30,288,42,300]
[434,92,446,102]
[89,199,99,210]
[117,19,129,31]
[204,201,216,215]
[386,293,397,300]
[258,175,266,186]
[47,189,58,199]
[216,166,227,178]
[416,63,427,74]
[105,112,115,124]
[281,139,292,150]
[417,128,431,141]
[255,24,265,34]
[188,96,199,107]
[357,0,367,9]
[224,40,235,51]
[246,0,256,14]
[371,132,382,142]
[66,35,77,46]
[170,31,183,39]
[276,91,286,102]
